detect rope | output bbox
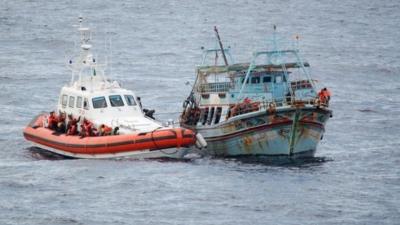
[150,127,178,155]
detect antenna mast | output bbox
[214,26,228,66]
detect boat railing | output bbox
[228,96,319,119]
[290,80,313,91]
[258,96,318,111]
[197,82,232,93]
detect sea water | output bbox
[0,0,399,224]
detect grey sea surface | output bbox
[1,0,400,224]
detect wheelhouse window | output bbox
[92,96,107,109]
[241,77,250,83]
[69,96,75,108]
[214,107,222,124]
[124,95,137,106]
[251,77,260,84]
[207,107,215,125]
[83,98,89,110]
[61,94,68,107]
[263,76,272,83]
[202,108,209,125]
[109,95,124,107]
[76,96,82,108]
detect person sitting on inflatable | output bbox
[47,111,58,130]
[66,115,80,136]
[56,112,66,133]
[99,124,112,136]
[80,118,97,137]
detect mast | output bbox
[66,17,109,89]
[214,26,228,66]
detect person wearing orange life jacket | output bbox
[66,114,73,131]
[47,111,58,130]
[243,97,252,104]
[56,112,67,133]
[322,87,331,102]
[99,124,112,136]
[317,90,325,103]
[66,116,80,136]
[79,119,87,137]
[80,119,97,137]
[318,87,331,105]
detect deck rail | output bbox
[197,82,232,93]
[259,96,318,110]
[227,96,320,118]
[290,80,313,90]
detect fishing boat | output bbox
[23,18,206,159]
[180,27,332,158]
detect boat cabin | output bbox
[57,84,143,126]
[55,21,161,134]
[183,47,317,127]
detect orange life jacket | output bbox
[323,90,331,98]
[67,125,77,135]
[100,125,112,136]
[48,115,58,129]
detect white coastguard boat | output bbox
[180,27,332,158]
[23,18,206,159]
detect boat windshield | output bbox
[124,95,137,106]
[92,96,107,108]
[109,95,124,107]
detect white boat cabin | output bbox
[56,19,162,134]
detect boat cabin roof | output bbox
[197,62,309,75]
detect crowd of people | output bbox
[181,107,201,125]
[47,111,119,137]
[227,98,260,118]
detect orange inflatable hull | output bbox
[23,114,196,158]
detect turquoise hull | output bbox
[194,106,331,157]
[181,37,332,158]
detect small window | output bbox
[124,95,137,106]
[263,76,271,83]
[275,75,282,83]
[62,95,68,106]
[208,107,215,125]
[201,94,210,99]
[109,95,124,107]
[69,96,75,108]
[218,93,226,98]
[214,107,222,124]
[251,77,260,84]
[202,108,209,125]
[83,98,89,110]
[92,96,107,109]
[76,97,83,108]
[241,77,250,83]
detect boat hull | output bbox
[186,106,331,158]
[29,142,189,159]
[24,114,196,159]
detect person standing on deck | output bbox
[136,97,142,110]
[318,87,331,106]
